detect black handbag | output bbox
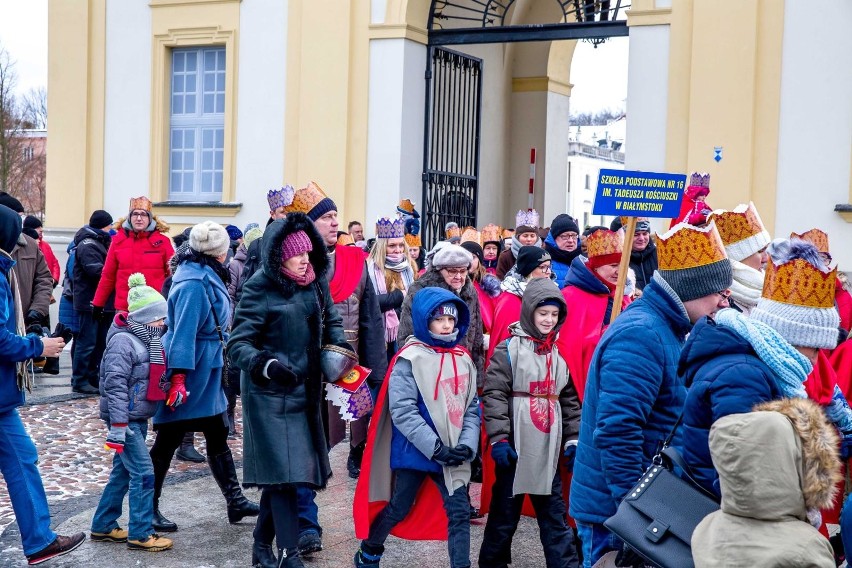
[603,415,720,568]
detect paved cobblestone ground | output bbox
[0,368,552,567]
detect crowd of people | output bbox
[1,171,852,567]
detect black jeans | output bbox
[479,464,579,568]
[149,413,231,462]
[365,468,471,568]
[254,486,299,551]
[70,309,111,389]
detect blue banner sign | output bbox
[592,169,686,218]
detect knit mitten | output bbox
[104,424,128,453]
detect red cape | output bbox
[487,293,521,363]
[353,348,450,541]
[330,244,367,303]
[474,282,497,334]
[556,286,631,402]
[831,340,852,398]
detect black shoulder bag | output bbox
[603,413,720,568]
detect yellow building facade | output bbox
[47,0,852,266]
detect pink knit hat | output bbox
[281,230,313,261]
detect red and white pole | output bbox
[528,148,536,209]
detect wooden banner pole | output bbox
[611,216,637,321]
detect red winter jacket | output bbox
[38,238,61,284]
[92,227,174,311]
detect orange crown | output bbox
[337,233,355,246]
[284,181,328,215]
[461,228,482,246]
[790,229,829,254]
[710,202,768,247]
[501,228,515,239]
[404,233,421,248]
[762,257,837,308]
[481,224,502,244]
[129,196,152,212]
[585,229,623,259]
[656,222,728,270]
[446,225,461,239]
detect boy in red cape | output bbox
[353,287,479,568]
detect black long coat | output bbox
[228,213,346,489]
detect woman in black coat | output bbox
[228,213,348,568]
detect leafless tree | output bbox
[22,86,47,130]
[0,43,47,214]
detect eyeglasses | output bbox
[441,268,468,276]
[558,233,579,241]
[130,212,149,218]
[537,265,553,274]
[717,290,731,300]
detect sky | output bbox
[567,36,629,115]
[0,0,628,110]
[0,0,48,96]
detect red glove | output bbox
[166,373,189,410]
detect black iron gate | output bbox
[421,47,483,250]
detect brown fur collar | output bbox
[754,397,842,510]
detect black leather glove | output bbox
[615,544,645,568]
[432,440,464,467]
[50,322,74,343]
[91,305,104,322]
[449,444,475,462]
[25,310,43,326]
[267,360,300,387]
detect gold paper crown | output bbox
[129,196,152,212]
[397,199,416,214]
[501,228,514,238]
[446,225,461,239]
[710,202,767,247]
[460,228,482,246]
[284,181,328,215]
[481,224,502,244]
[404,233,421,248]
[762,257,837,308]
[655,222,728,270]
[337,233,355,246]
[585,229,623,259]
[790,229,829,254]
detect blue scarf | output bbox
[714,308,812,398]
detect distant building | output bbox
[566,141,624,230]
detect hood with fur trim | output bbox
[709,397,840,522]
[260,212,328,297]
[115,215,171,235]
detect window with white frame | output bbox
[168,47,225,201]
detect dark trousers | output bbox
[365,468,471,568]
[479,464,579,568]
[254,486,299,551]
[149,413,231,503]
[70,309,111,388]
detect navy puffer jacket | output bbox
[676,316,782,497]
[570,275,692,524]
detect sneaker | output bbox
[90,527,128,543]
[127,534,173,552]
[27,533,86,565]
[72,384,99,395]
[297,531,322,555]
[353,548,382,567]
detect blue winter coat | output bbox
[0,254,43,413]
[570,276,692,524]
[58,242,80,333]
[154,261,228,424]
[676,316,783,497]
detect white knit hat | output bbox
[750,239,840,349]
[189,221,230,258]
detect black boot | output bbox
[277,548,305,568]
[208,451,260,523]
[347,442,365,479]
[151,454,178,532]
[252,541,278,568]
[176,432,206,463]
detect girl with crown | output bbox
[496,209,542,280]
[368,218,418,360]
[671,172,713,228]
